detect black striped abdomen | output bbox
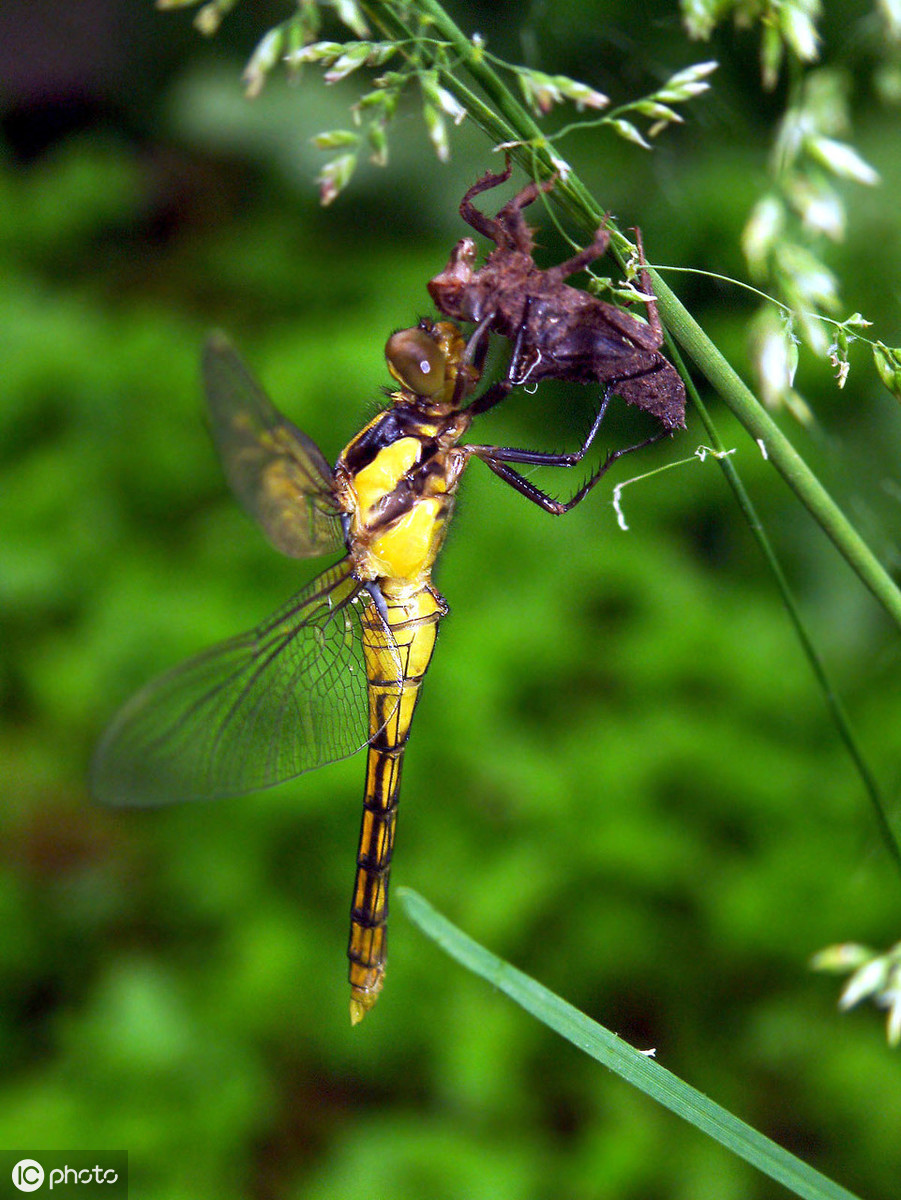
[347,584,444,1023]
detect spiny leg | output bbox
[476,428,667,514]
[546,427,667,512]
[468,392,668,515]
[467,388,612,476]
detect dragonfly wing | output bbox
[203,332,346,559]
[92,561,401,807]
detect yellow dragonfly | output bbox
[93,319,649,1021]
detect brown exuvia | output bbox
[428,160,686,432]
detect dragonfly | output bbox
[93,318,651,1022]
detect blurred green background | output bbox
[2,2,901,1197]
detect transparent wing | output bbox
[92,561,400,807]
[203,332,346,559]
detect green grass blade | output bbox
[400,889,864,1200]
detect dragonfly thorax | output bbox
[338,420,469,588]
[336,318,480,590]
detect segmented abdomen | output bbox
[347,584,445,1024]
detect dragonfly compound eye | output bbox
[385,327,447,397]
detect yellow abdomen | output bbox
[348,583,445,1023]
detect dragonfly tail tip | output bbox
[349,982,382,1025]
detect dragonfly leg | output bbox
[468,377,512,416]
[469,387,613,470]
[468,391,668,515]
[459,155,553,252]
[364,579,392,629]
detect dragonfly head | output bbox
[385,319,479,413]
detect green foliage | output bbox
[3,2,901,1199]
